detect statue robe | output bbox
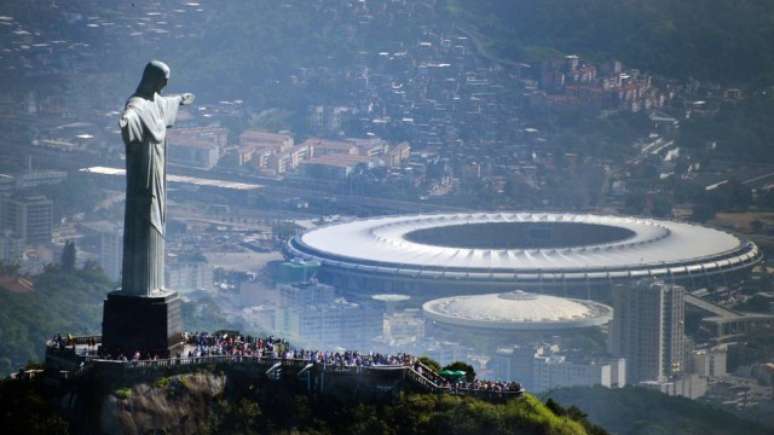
[119,93,181,296]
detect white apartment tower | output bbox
[609,280,685,383]
[0,194,53,246]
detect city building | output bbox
[640,374,708,399]
[266,142,313,175]
[274,281,384,350]
[0,230,24,263]
[690,345,728,378]
[532,354,626,392]
[167,127,228,170]
[15,170,67,189]
[309,105,353,133]
[166,253,214,293]
[413,338,472,367]
[383,308,424,341]
[0,174,16,195]
[0,194,53,245]
[386,142,411,168]
[236,130,294,167]
[491,343,626,391]
[168,141,221,170]
[301,138,358,157]
[99,227,123,283]
[609,280,686,383]
[371,293,412,315]
[239,280,277,307]
[272,259,321,284]
[81,221,123,282]
[300,153,372,179]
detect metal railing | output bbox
[46,336,524,398]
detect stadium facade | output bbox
[286,213,762,301]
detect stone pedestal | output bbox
[101,290,184,358]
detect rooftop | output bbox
[288,213,760,279]
[80,166,262,191]
[422,290,613,330]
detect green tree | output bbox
[442,361,477,382]
[0,378,69,434]
[0,261,20,276]
[209,398,263,435]
[418,356,441,372]
[60,241,76,272]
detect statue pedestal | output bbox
[101,290,184,358]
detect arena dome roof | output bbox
[422,290,613,330]
[286,213,761,284]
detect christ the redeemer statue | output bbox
[119,60,194,296]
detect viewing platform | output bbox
[44,332,524,402]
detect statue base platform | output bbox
[101,290,184,358]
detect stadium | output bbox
[286,213,762,301]
[422,290,613,351]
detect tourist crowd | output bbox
[184,332,415,368]
[453,380,523,394]
[48,331,522,395]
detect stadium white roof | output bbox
[422,290,613,330]
[288,213,761,281]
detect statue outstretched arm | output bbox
[159,93,194,128]
[119,108,143,144]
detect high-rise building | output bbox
[491,345,540,389]
[609,280,686,383]
[491,344,626,391]
[166,253,214,293]
[0,230,24,263]
[0,194,53,245]
[80,221,123,282]
[167,127,227,170]
[690,345,728,378]
[100,227,123,282]
[0,174,15,195]
[275,281,384,350]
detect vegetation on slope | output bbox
[0,372,607,435]
[209,388,604,435]
[543,386,772,435]
[0,377,69,435]
[0,265,241,377]
[678,91,774,163]
[447,0,774,85]
[0,266,108,376]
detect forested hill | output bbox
[0,266,241,377]
[544,386,772,435]
[447,0,774,86]
[0,372,609,435]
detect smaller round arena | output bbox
[422,290,613,351]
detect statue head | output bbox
[135,60,171,97]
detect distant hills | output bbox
[0,266,240,377]
[543,386,772,435]
[447,0,774,86]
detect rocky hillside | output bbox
[1,368,606,435]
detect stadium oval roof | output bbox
[422,290,613,330]
[286,213,761,283]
